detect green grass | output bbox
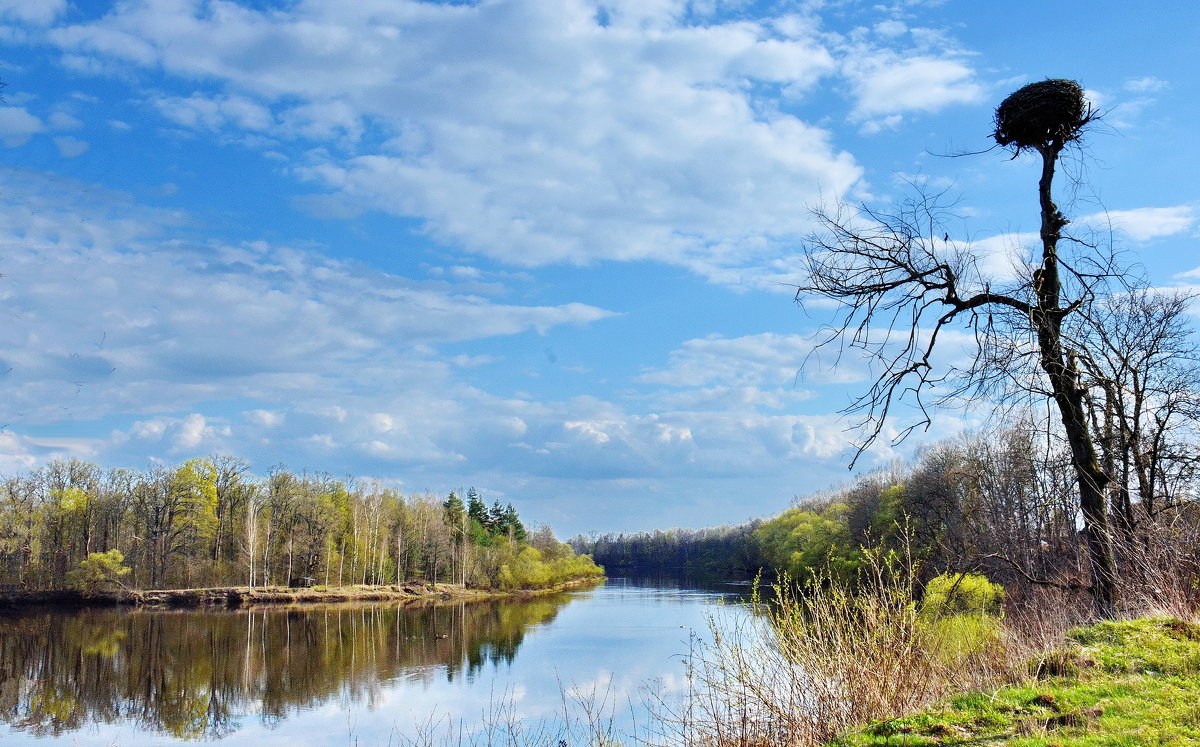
[829,617,1200,746]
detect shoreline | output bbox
[0,576,604,611]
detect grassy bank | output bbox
[830,617,1200,746]
[0,576,604,610]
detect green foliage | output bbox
[442,491,465,537]
[869,484,905,541]
[467,488,488,526]
[65,549,131,592]
[921,573,1005,618]
[754,502,862,583]
[917,573,1005,664]
[496,544,604,591]
[922,613,1003,665]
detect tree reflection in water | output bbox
[0,595,570,740]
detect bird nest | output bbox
[993,79,1091,150]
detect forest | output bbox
[0,457,601,592]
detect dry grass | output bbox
[655,554,1022,746]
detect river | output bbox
[0,576,755,745]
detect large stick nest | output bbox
[993,79,1091,150]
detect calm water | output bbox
[0,577,753,745]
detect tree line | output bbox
[0,457,601,591]
[571,523,764,574]
[577,414,1200,611]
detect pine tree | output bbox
[466,488,487,526]
[502,503,527,542]
[442,491,465,540]
[488,500,505,534]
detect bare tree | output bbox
[796,80,1129,616]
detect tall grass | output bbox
[658,552,1019,746]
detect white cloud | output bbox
[873,20,908,38]
[640,332,863,392]
[970,232,1036,283]
[243,409,286,428]
[176,413,224,451]
[53,135,89,157]
[47,0,862,277]
[0,431,67,472]
[1124,76,1169,94]
[369,413,395,433]
[1083,206,1196,242]
[0,170,617,428]
[48,110,84,130]
[0,106,45,146]
[152,93,275,133]
[120,413,231,453]
[846,54,982,123]
[0,0,1010,533]
[0,0,66,25]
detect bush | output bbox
[919,573,1006,665]
[495,544,604,590]
[66,549,132,592]
[921,573,1004,618]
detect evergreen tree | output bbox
[502,503,526,541]
[466,488,487,527]
[442,491,465,540]
[488,500,506,534]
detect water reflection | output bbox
[0,594,572,741]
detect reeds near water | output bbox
[656,553,1038,746]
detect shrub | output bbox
[919,573,1006,665]
[66,549,132,592]
[921,573,1004,618]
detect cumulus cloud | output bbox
[1124,76,1169,94]
[1082,206,1196,242]
[45,0,865,279]
[151,92,275,133]
[845,54,982,128]
[243,409,286,428]
[970,232,1037,283]
[53,135,89,157]
[0,430,92,472]
[0,106,45,146]
[0,0,1000,533]
[120,413,232,454]
[639,332,848,392]
[48,110,84,130]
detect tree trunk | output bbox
[1035,142,1119,618]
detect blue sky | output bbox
[0,0,1196,536]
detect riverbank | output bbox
[0,576,603,610]
[828,617,1200,746]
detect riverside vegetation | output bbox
[572,419,1200,745]
[0,458,602,602]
